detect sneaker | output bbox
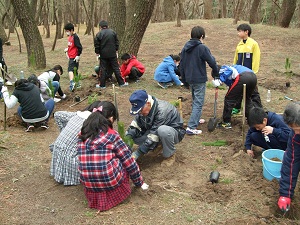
[186,127,202,135]
[76,82,82,89]
[231,108,241,115]
[120,82,129,87]
[53,97,61,103]
[96,84,106,89]
[69,80,76,92]
[61,94,67,99]
[135,78,140,83]
[132,149,144,160]
[40,121,49,129]
[25,124,34,132]
[157,82,166,89]
[217,122,232,129]
[165,82,173,87]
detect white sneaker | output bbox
[5,81,13,86]
[54,97,61,103]
[186,127,202,135]
[61,94,67,99]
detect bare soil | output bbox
[1,19,300,224]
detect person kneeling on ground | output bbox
[120,53,145,82]
[1,79,55,131]
[278,103,300,212]
[154,54,183,89]
[77,101,148,211]
[126,90,185,166]
[245,107,291,157]
[28,74,52,101]
[212,64,259,129]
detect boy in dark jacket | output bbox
[94,20,127,88]
[278,103,300,212]
[245,107,291,157]
[120,53,145,82]
[180,26,218,135]
[64,23,82,92]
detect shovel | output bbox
[207,86,219,132]
[0,66,17,83]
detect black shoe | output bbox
[40,121,49,129]
[25,124,34,132]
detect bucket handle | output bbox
[262,158,281,179]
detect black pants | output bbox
[128,67,143,81]
[223,72,257,123]
[235,85,262,108]
[0,59,8,81]
[99,57,124,87]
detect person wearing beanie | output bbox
[126,90,186,166]
[94,20,128,88]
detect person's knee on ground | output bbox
[157,126,176,158]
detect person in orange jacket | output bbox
[120,53,145,82]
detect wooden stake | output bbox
[242,84,246,144]
[178,98,183,120]
[112,84,119,121]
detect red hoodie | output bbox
[120,55,145,78]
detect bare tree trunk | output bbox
[52,0,58,51]
[223,0,227,18]
[267,0,279,25]
[11,0,46,69]
[57,0,63,38]
[0,25,8,42]
[163,0,175,21]
[278,0,297,28]
[297,1,300,28]
[35,0,45,25]
[175,0,183,27]
[204,0,213,19]
[109,0,126,41]
[83,0,95,36]
[249,0,260,24]
[233,0,245,24]
[120,0,156,56]
[74,0,79,24]
[43,0,50,38]
[151,0,164,23]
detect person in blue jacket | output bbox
[154,54,183,88]
[278,103,300,212]
[180,26,219,135]
[212,64,258,129]
[245,107,291,157]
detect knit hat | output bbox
[129,90,148,115]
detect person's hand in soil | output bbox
[278,196,291,212]
[247,149,254,158]
[261,126,273,136]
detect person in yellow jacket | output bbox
[232,23,262,115]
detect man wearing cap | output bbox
[126,90,186,165]
[94,20,128,88]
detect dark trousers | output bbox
[0,59,8,81]
[249,132,287,150]
[99,57,124,87]
[223,72,257,123]
[128,67,143,81]
[235,85,262,109]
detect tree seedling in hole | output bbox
[284,57,293,87]
[87,93,98,104]
[117,121,134,149]
[47,79,55,98]
[73,67,82,88]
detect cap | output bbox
[129,90,148,115]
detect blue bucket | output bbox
[262,149,285,181]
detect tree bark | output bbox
[83,0,95,36]
[204,0,213,19]
[11,0,46,69]
[267,0,279,25]
[163,0,175,22]
[109,0,126,41]
[233,0,245,24]
[249,0,260,24]
[120,0,156,57]
[151,0,164,23]
[175,0,183,27]
[278,0,297,28]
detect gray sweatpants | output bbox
[133,125,179,158]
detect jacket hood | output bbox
[130,55,137,60]
[183,38,201,53]
[15,82,35,91]
[163,56,175,65]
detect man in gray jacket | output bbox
[126,90,185,164]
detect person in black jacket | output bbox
[180,26,218,135]
[278,103,300,212]
[94,20,127,88]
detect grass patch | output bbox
[220,178,234,184]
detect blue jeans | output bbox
[50,81,59,96]
[18,99,55,122]
[187,82,206,129]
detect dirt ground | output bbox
[1,19,300,224]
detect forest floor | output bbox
[1,18,300,225]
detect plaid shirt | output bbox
[78,127,143,191]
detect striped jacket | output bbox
[279,131,300,198]
[78,127,143,191]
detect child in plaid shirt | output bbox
[78,101,148,211]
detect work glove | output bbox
[0,63,2,68]
[126,127,140,139]
[278,196,291,212]
[1,86,8,93]
[74,56,80,63]
[212,79,222,87]
[141,182,149,190]
[64,48,68,53]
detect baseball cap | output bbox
[129,90,148,115]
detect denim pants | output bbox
[18,98,55,122]
[249,132,287,150]
[49,81,59,96]
[187,82,206,129]
[133,125,179,158]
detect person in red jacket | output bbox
[120,53,145,82]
